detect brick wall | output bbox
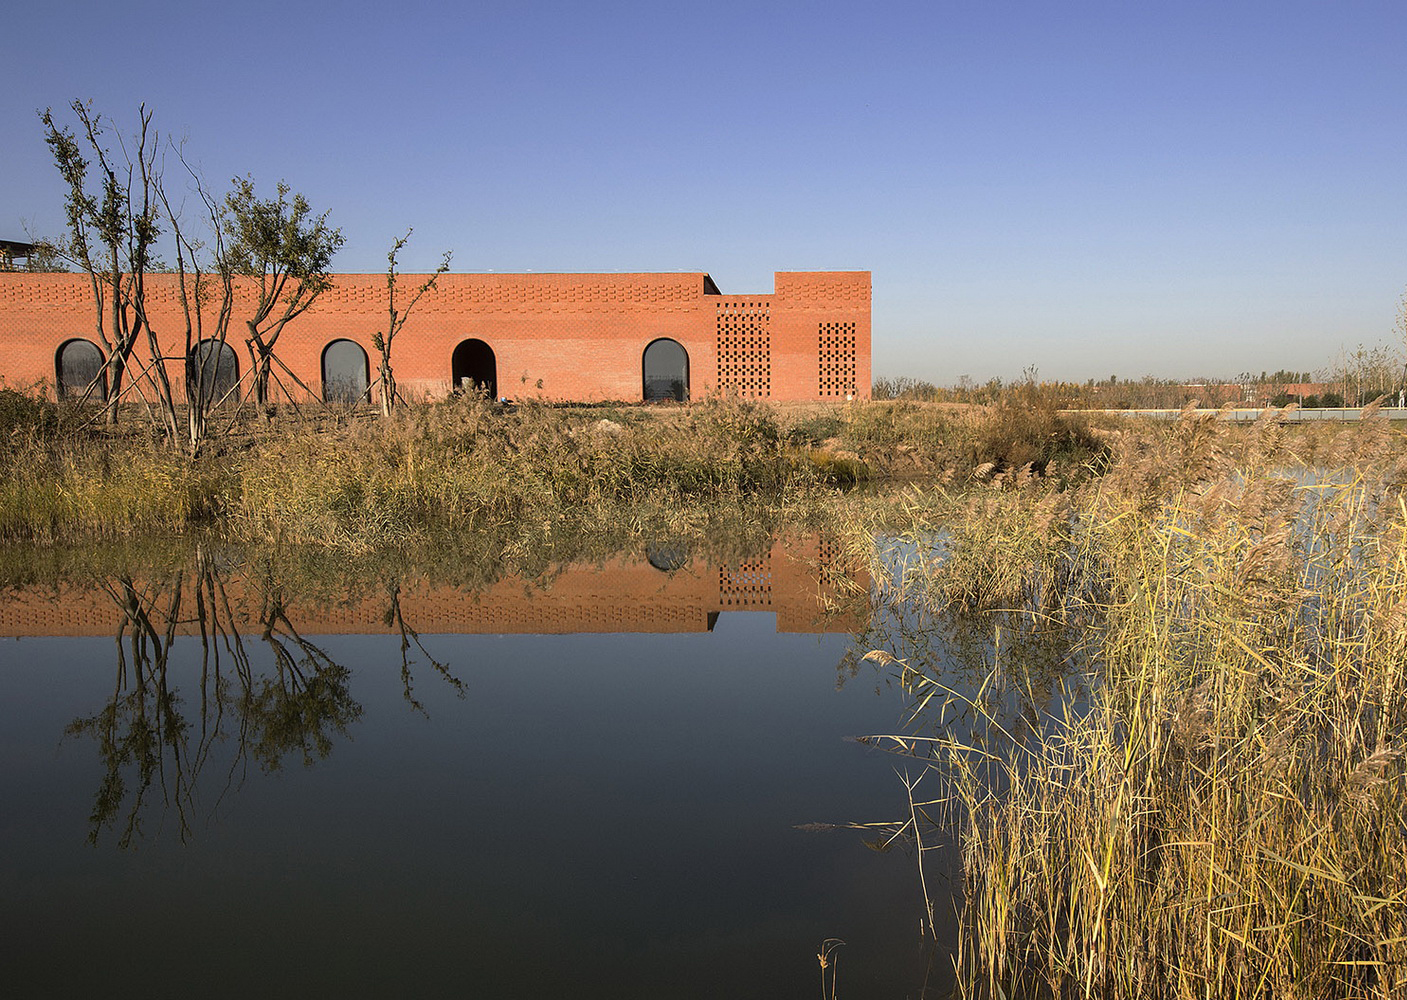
[0,538,868,638]
[0,270,870,403]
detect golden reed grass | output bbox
[865,404,1407,999]
[0,389,1104,548]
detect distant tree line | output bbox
[875,338,1407,410]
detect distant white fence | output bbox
[1068,408,1407,422]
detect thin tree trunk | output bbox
[106,358,124,426]
[379,358,394,417]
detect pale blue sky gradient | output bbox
[4,0,1405,382]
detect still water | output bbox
[1,539,958,998]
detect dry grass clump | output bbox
[861,482,1075,612]
[0,394,821,547]
[0,392,1113,547]
[821,396,1108,482]
[966,381,1107,478]
[870,406,1407,999]
[0,431,233,541]
[236,394,815,548]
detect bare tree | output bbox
[154,148,239,453]
[371,230,452,416]
[40,101,161,424]
[40,102,345,446]
[224,178,344,412]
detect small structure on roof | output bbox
[0,240,37,271]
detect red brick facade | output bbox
[0,538,866,638]
[0,270,870,404]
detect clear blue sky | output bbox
[4,0,1405,383]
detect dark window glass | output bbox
[643,338,688,402]
[322,339,369,404]
[57,339,107,401]
[190,340,239,405]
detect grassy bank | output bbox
[866,405,1407,999]
[5,385,1405,996]
[0,389,1107,548]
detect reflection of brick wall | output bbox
[0,270,869,403]
[0,539,868,638]
[719,560,772,608]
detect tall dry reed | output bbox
[868,405,1407,999]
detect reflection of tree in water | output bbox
[385,577,465,715]
[243,584,361,771]
[64,548,460,847]
[65,575,191,848]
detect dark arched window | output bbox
[56,338,107,401]
[646,541,690,572]
[322,339,369,404]
[643,338,688,402]
[451,339,497,399]
[189,339,239,405]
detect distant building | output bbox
[1176,383,1250,406]
[1274,382,1332,401]
[0,239,37,270]
[0,270,871,404]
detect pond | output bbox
[0,537,969,999]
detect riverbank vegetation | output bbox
[0,387,1108,548]
[862,403,1407,999]
[3,383,1405,997]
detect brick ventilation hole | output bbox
[716,301,772,399]
[815,536,846,592]
[817,321,857,397]
[718,560,774,608]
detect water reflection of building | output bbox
[0,539,866,638]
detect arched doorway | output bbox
[452,339,497,399]
[55,338,107,401]
[322,339,369,404]
[643,338,688,402]
[189,339,239,405]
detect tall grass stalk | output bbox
[870,406,1407,999]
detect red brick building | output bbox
[0,269,870,404]
[0,537,866,638]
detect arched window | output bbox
[643,338,688,402]
[646,541,689,572]
[451,339,497,399]
[189,339,239,405]
[322,339,369,404]
[55,338,107,402]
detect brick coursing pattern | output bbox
[0,270,869,403]
[0,539,866,637]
